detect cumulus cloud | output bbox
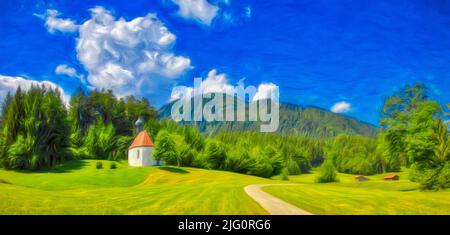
[252,83,278,101]
[55,64,85,83]
[39,9,79,33]
[199,69,235,94]
[172,0,219,25]
[331,101,351,113]
[75,6,191,98]
[170,86,194,101]
[0,75,69,104]
[170,69,279,103]
[170,69,232,101]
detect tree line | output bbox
[0,83,448,189]
[0,86,156,169]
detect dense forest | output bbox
[0,83,448,190]
[158,96,378,138]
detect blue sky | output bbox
[0,0,449,125]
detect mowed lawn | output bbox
[1,161,449,215]
[0,160,273,215]
[266,170,450,215]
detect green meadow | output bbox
[0,160,271,215]
[1,160,449,215]
[267,170,450,215]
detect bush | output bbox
[204,140,227,169]
[280,146,312,174]
[172,133,194,166]
[248,155,274,178]
[153,130,179,166]
[96,161,103,169]
[280,168,289,180]
[316,161,339,183]
[110,162,117,169]
[179,147,196,166]
[192,153,208,168]
[7,135,33,169]
[415,162,450,190]
[325,134,382,175]
[224,149,252,173]
[437,163,450,189]
[293,154,312,173]
[83,120,117,159]
[112,136,134,161]
[286,158,301,175]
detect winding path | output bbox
[244,184,312,215]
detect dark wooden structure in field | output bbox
[354,175,369,181]
[383,174,399,181]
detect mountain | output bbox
[158,95,378,138]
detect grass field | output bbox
[0,160,273,214]
[266,170,450,215]
[1,160,449,214]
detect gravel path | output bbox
[244,184,312,215]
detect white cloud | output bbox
[170,69,232,101]
[75,6,191,98]
[55,64,77,77]
[55,64,85,83]
[0,75,69,104]
[331,101,351,113]
[252,83,279,101]
[41,9,79,33]
[200,69,235,94]
[172,0,219,25]
[170,69,279,103]
[170,86,194,101]
[244,6,252,19]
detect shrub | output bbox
[153,130,179,166]
[316,161,339,183]
[248,155,274,178]
[280,146,312,174]
[110,162,117,169]
[280,168,289,180]
[286,158,301,175]
[83,120,117,159]
[172,133,194,166]
[96,161,103,169]
[204,140,227,169]
[179,147,196,166]
[262,146,283,175]
[7,135,33,169]
[415,162,450,190]
[293,154,312,173]
[224,149,252,173]
[437,163,450,189]
[192,153,208,168]
[326,134,382,175]
[112,136,134,161]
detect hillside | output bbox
[158,95,378,138]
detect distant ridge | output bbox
[158,95,378,138]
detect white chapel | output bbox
[128,118,161,166]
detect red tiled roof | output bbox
[128,130,154,150]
